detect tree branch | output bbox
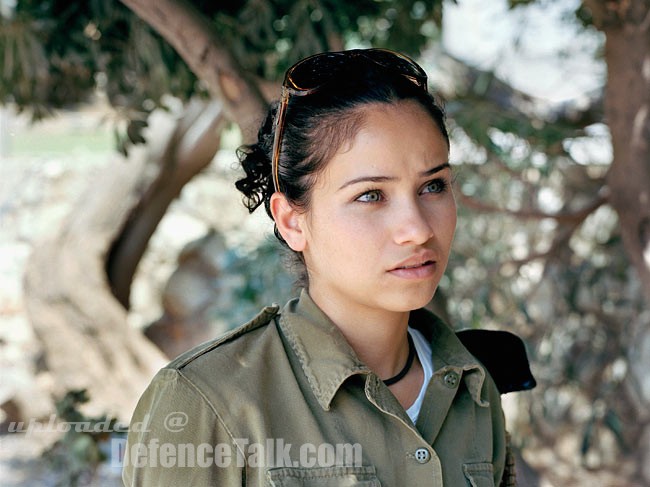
[120,0,267,141]
[106,99,226,308]
[457,190,608,224]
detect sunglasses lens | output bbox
[373,52,425,82]
[288,54,350,90]
[287,49,426,92]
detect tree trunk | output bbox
[597,0,650,302]
[23,147,167,421]
[23,100,226,420]
[584,0,650,483]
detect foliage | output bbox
[206,0,447,76]
[43,389,123,486]
[1,0,200,152]
[2,0,445,152]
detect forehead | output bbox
[340,100,449,163]
[349,100,445,149]
[316,101,449,181]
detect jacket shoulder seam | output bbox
[167,305,280,369]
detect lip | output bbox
[390,251,438,271]
[388,252,438,279]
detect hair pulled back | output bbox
[235,55,449,284]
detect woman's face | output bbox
[297,100,457,318]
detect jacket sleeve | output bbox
[122,368,243,486]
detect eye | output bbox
[356,189,383,203]
[421,178,449,195]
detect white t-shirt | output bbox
[405,327,434,424]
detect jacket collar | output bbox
[278,290,486,410]
[410,307,488,407]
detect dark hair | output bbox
[235,54,449,286]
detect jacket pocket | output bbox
[463,462,495,487]
[266,465,380,487]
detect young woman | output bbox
[123,49,519,486]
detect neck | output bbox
[307,289,411,380]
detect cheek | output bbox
[303,208,355,252]
[327,218,371,252]
[443,205,458,243]
[305,209,382,264]
[428,201,457,243]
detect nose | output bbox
[392,199,435,246]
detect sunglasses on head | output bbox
[271,48,429,192]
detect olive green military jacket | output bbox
[123,290,506,486]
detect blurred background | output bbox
[1,0,648,485]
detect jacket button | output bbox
[443,371,459,388]
[414,448,430,463]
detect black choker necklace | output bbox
[383,333,415,386]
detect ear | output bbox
[270,193,307,252]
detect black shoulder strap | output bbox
[456,329,536,394]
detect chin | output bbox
[387,286,437,312]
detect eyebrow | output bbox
[338,162,451,191]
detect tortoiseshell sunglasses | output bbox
[271,48,428,192]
